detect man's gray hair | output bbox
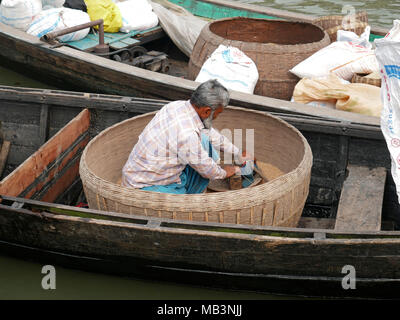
[190,79,229,110]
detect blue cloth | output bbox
[241,162,259,188]
[141,133,218,194]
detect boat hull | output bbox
[0,85,398,299]
[0,200,400,299]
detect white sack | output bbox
[42,0,65,10]
[290,41,379,81]
[195,45,259,94]
[337,25,372,49]
[27,7,90,42]
[116,0,158,33]
[150,0,207,57]
[383,20,400,41]
[0,0,42,31]
[375,37,400,203]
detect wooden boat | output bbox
[0,85,399,299]
[0,0,387,126]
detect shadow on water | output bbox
[0,58,82,91]
[1,254,299,300]
[0,59,58,90]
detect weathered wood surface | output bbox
[335,165,387,232]
[0,109,90,201]
[0,140,10,177]
[0,85,383,138]
[2,193,400,238]
[1,195,400,282]
[297,217,335,229]
[39,104,49,145]
[0,86,167,114]
[0,20,382,125]
[1,192,400,298]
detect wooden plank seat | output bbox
[335,165,387,232]
[64,26,164,51]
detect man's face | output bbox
[202,105,223,129]
[212,106,224,119]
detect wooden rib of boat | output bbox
[0,85,399,299]
[0,0,387,126]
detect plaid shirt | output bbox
[122,100,240,188]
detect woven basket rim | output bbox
[313,11,368,23]
[326,21,368,33]
[351,73,381,87]
[80,106,313,212]
[203,17,330,54]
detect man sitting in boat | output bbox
[121,79,252,194]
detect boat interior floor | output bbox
[64,27,190,79]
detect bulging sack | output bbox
[290,41,379,81]
[85,0,122,33]
[337,25,372,49]
[195,45,259,94]
[0,0,42,31]
[383,20,400,41]
[27,8,91,42]
[375,37,400,203]
[117,0,158,33]
[150,0,206,57]
[292,73,382,117]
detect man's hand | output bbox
[223,165,241,178]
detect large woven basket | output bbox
[80,107,313,227]
[188,17,330,101]
[313,11,368,42]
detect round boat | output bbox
[79,107,313,227]
[188,17,330,100]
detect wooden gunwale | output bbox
[2,194,400,240]
[0,85,383,139]
[2,193,400,295]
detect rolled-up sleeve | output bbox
[177,133,226,180]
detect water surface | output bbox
[247,0,396,28]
